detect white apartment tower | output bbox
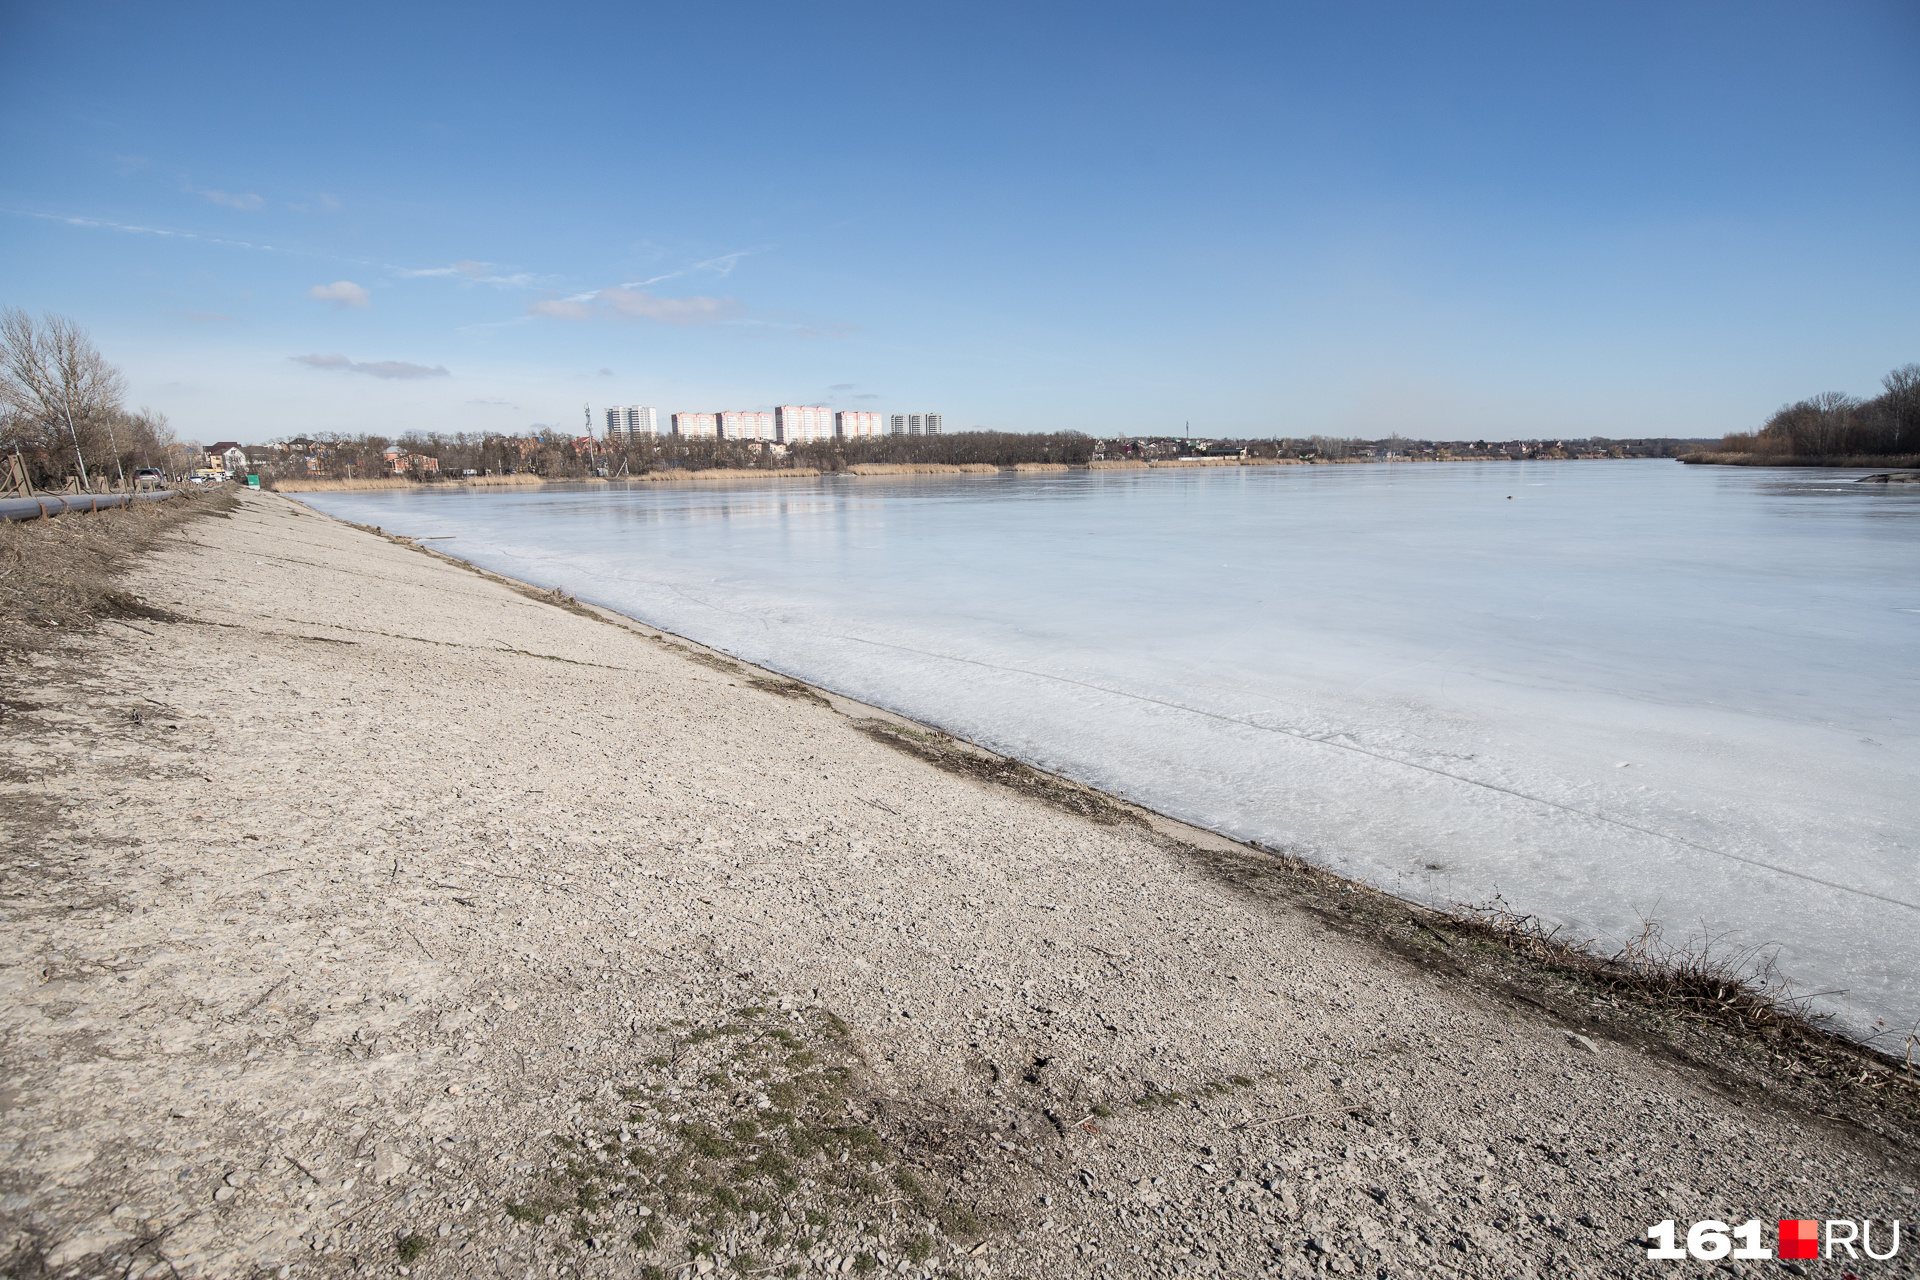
[774,405,832,444]
[834,411,883,438]
[889,413,943,437]
[717,411,776,440]
[604,406,659,441]
[671,413,718,438]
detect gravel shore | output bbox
[2,490,1912,1279]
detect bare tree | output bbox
[124,405,175,469]
[1883,364,1920,454]
[0,308,128,490]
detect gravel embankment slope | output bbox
[1,490,1912,1279]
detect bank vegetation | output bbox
[1686,362,1920,467]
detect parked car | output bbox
[132,467,165,490]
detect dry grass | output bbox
[0,490,236,662]
[854,719,1141,827]
[1679,451,1920,468]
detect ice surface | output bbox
[303,462,1920,1039]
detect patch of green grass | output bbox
[641,1268,666,1280]
[682,1124,736,1158]
[571,1215,592,1241]
[736,1151,788,1180]
[1091,1103,1114,1118]
[853,1253,877,1273]
[734,1254,758,1271]
[734,1005,766,1017]
[728,1118,760,1141]
[633,1221,662,1247]
[1231,1074,1254,1087]
[505,1195,565,1222]
[905,1235,934,1263]
[395,1234,433,1264]
[941,1206,983,1238]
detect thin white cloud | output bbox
[829,383,856,391]
[528,297,596,321]
[292,353,448,380]
[201,189,264,211]
[308,280,371,308]
[632,248,756,288]
[530,286,744,326]
[399,259,539,286]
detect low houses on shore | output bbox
[205,442,247,473]
[381,448,440,476]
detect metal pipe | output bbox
[0,490,181,522]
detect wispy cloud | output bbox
[628,249,756,288]
[292,353,448,380]
[853,393,881,400]
[288,193,344,214]
[308,280,371,308]
[529,285,745,326]
[829,383,856,391]
[400,259,540,287]
[200,188,264,211]
[465,397,518,407]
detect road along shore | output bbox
[2,489,1912,1279]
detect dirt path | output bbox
[1,491,1911,1279]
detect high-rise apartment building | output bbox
[888,413,944,437]
[671,413,718,438]
[604,405,659,441]
[774,406,832,444]
[834,411,883,438]
[717,411,775,441]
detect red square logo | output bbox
[1779,1219,1819,1260]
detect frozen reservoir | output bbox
[301,462,1920,1040]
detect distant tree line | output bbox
[1719,363,1919,459]
[790,431,1097,469]
[0,308,176,489]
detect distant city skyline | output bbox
[1,3,1913,442]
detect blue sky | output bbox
[2,1,1915,443]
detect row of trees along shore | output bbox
[0,309,176,490]
[280,430,1701,482]
[1702,363,1919,464]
